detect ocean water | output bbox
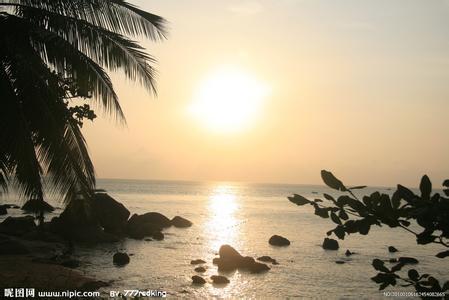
[1,179,448,299]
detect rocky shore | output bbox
[0,191,193,292]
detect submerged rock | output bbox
[345,250,353,256]
[192,275,206,285]
[335,260,346,264]
[257,256,278,264]
[388,246,398,253]
[0,216,36,236]
[211,275,229,284]
[191,259,206,265]
[322,238,339,250]
[171,216,192,228]
[269,235,290,246]
[113,252,130,266]
[194,266,206,273]
[214,245,270,273]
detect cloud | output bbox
[228,1,263,16]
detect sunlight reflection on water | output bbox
[206,185,240,252]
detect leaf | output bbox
[349,185,367,190]
[436,250,449,258]
[408,269,419,281]
[330,212,342,225]
[391,262,405,272]
[314,205,329,218]
[321,170,347,191]
[333,225,345,239]
[420,175,432,201]
[338,209,349,220]
[288,194,311,206]
[395,185,415,203]
[323,193,335,202]
[372,259,390,273]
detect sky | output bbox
[82,0,449,187]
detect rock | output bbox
[92,193,130,233]
[53,200,119,243]
[144,238,153,241]
[249,262,270,273]
[194,266,206,273]
[171,216,192,228]
[335,260,346,264]
[212,257,220,265]
[322,238,339,250]
[389,258,398,263]
[257,256,278,264]
[398,257,419,264]
[191,275,206,285]
[345,250,353,256]
[152,231,164,241]
[61,259,81,269]
[113,252,130,266]
[214,245,271,273]
[219,244,242,260]
[0,205,7,215]
[268,235,290,246]
[191,259,206,265]
[137,212,172,228]
[126,213,164,240]
[211,275,229,284]
[0,239,30,255]
[388,246,398,253]
[0,216,36,236]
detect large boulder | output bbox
[113,252,130,266]
[322,238,339,250]
[213,245,270,273]
[171,216,192,228]
[0,205,7,215]
[269,235,290,246]
[126,214,163,240]
[92,193,130,233]
[51,199,119,243]
[0,216,36,236]
[136,212,172,228]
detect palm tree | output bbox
[0,1,166,209]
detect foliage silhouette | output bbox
[289,170,449,298]
[0,1,166,208]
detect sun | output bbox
[189,66,269,133]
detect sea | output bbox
[1,179,448,299]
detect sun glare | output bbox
[189,66,269,133]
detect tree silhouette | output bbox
[289,170,449,298]
[0,1,166,206]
